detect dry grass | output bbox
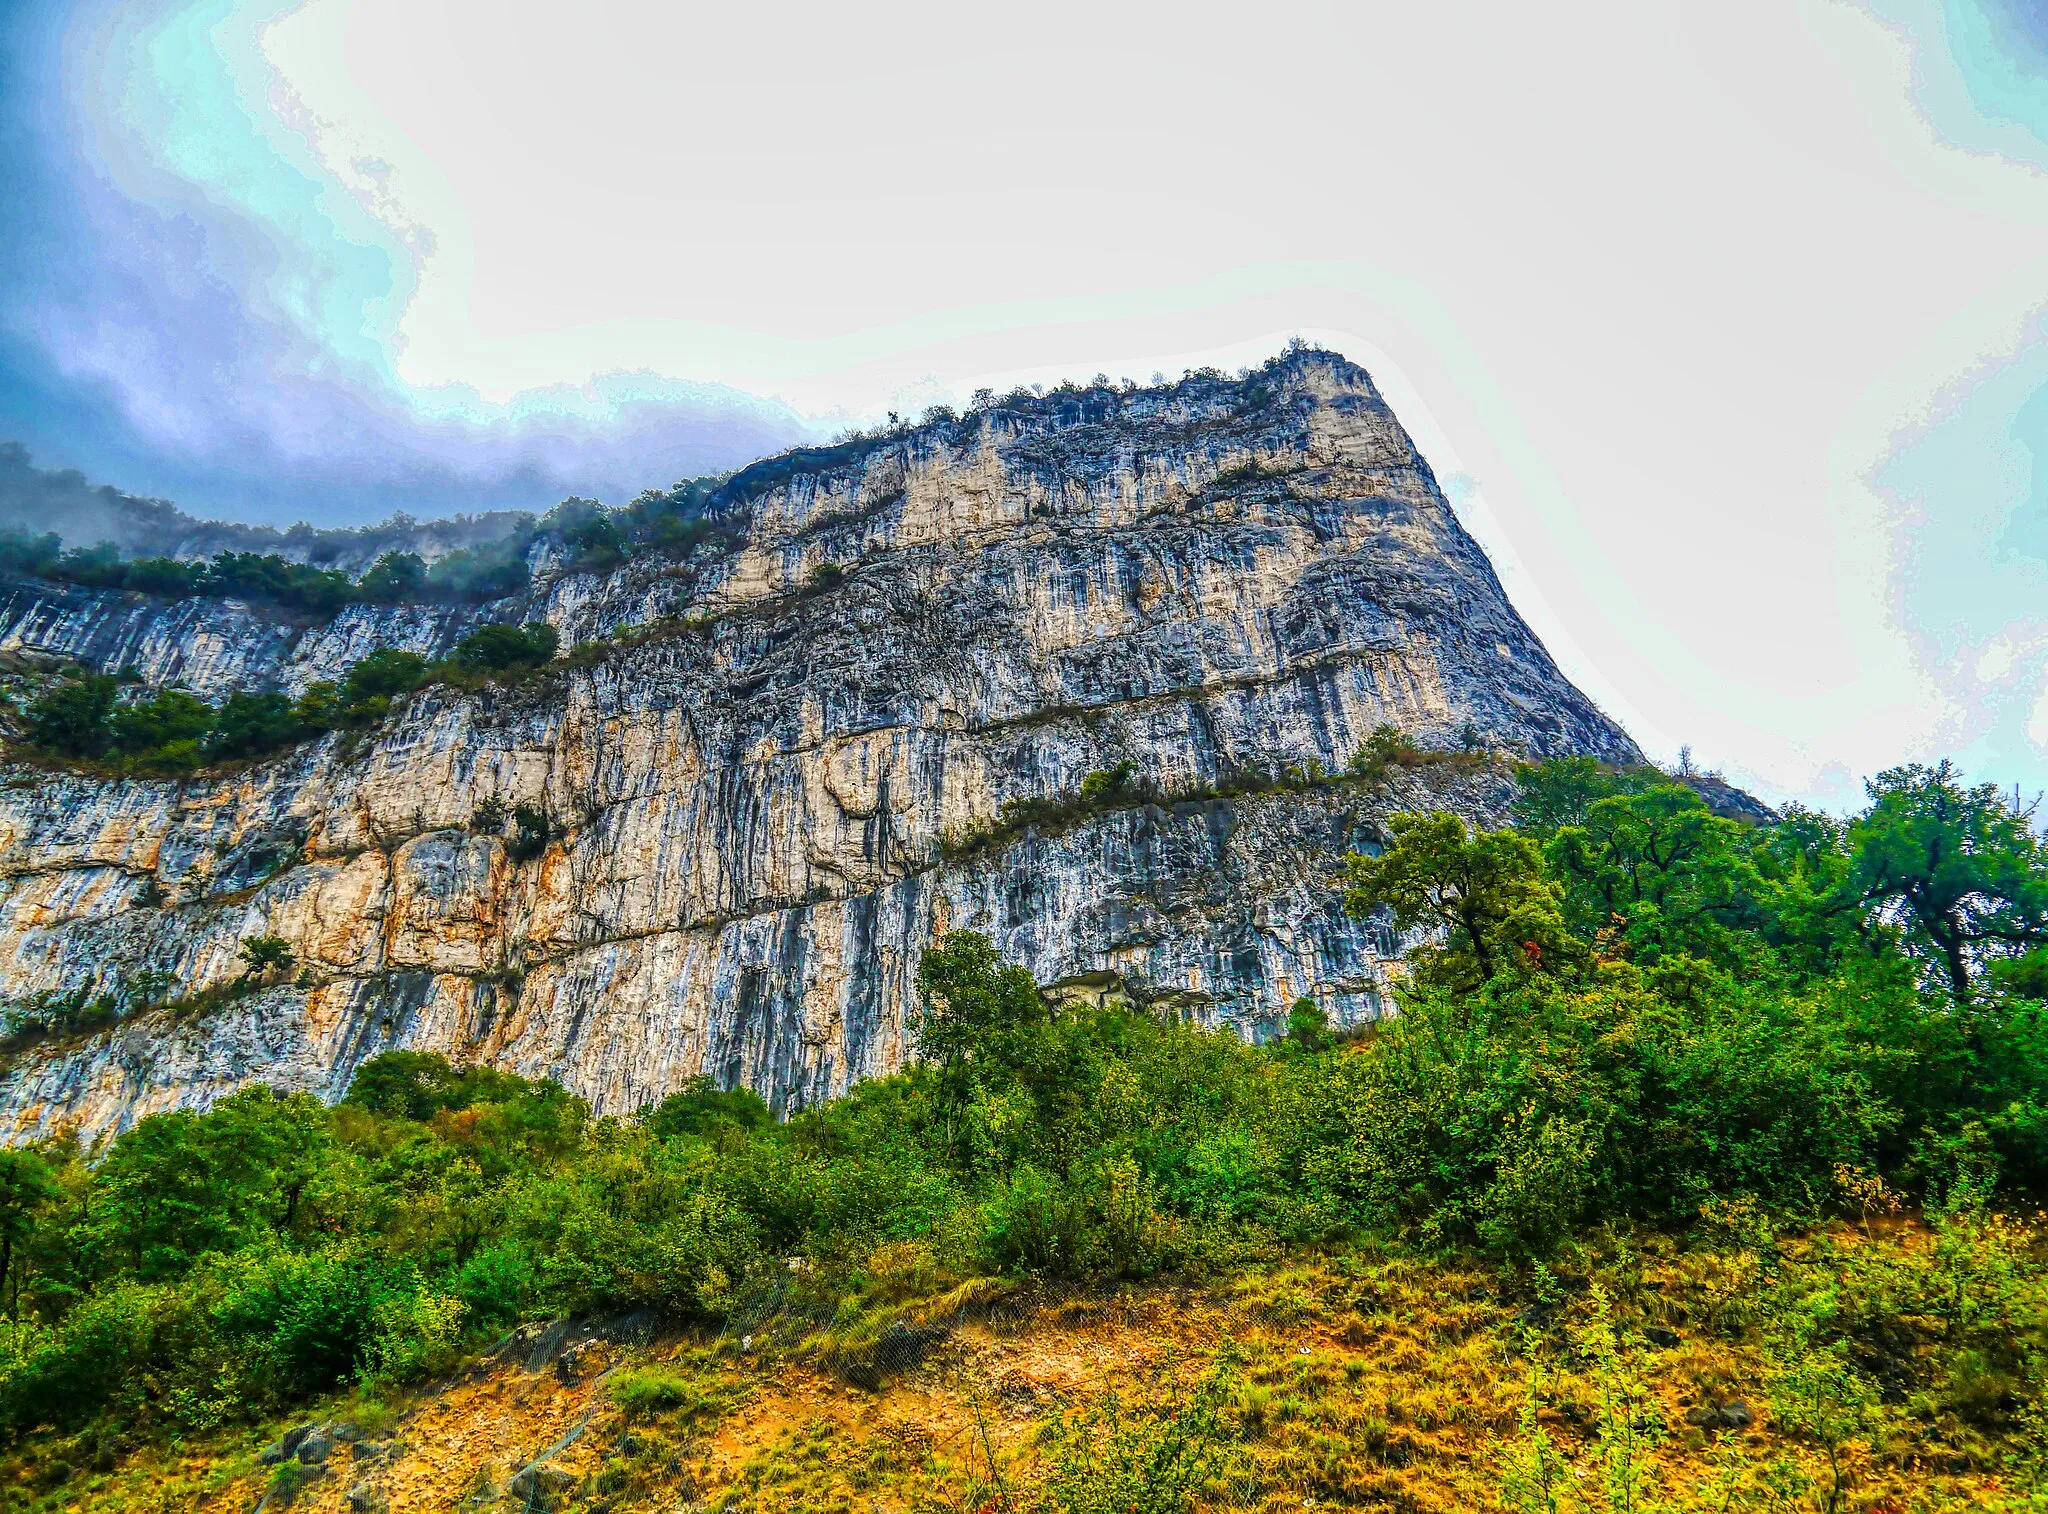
[2,1222,2033,1513]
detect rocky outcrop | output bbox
[0,351,1638,1138]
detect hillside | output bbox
[17,1218,2023,1514]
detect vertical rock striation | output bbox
[0,351,1638,1138]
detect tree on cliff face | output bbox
[1849,762,2048,1005]
[25,675,117,758]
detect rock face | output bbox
[0,352,1638,1139]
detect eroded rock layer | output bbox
[0,352,1637,1137]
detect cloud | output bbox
[0,0,810,525]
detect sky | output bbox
[0,0,2046,809]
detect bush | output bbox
[643,1077,772,1140]
[3,753,2048,1464]
[26,675,117,758]
[452,621,558,674]
[208,691,310,760]
[107,689,211,756]
[509,803,553,861]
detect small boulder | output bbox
[506,1460,578,1510]
[296,1428,338,1466]
[346,1482,389,1514]
[1685,1398,1753,1431]
[555,1340,607,1384]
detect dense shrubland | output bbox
[0,758,2042,1506]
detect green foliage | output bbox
[1344,810,1579,991]
[643,1077,772,1141]
[508,803,553,861]
[291,648,432,733]
[0,529,527,611]
[353,552,425,603]
[1038,1365,1242,1514]
[84,1088,330,1282]
[451,621,558,674]
[25,676,117,758]
[1078,759,1138,805]
[3,754,2048,1463]
[1348,722,1420,781]
[236,935,294,983]
[206,691,309,761]
[106,688,211,759]
[1850,760,2048,1003]
[339,1050,532,1123]
[1284,996,1329,1052]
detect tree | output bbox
[1511,756,1652,834]
[1285,996,1330,1051]
[207,690,309,760]
[356,551,427,603]
[453,622,558,674]
[913,931,1055,1158]
[329,648,430,723]
[1542,783,1766,961]
[107,688,212,756]
[0,1149,59,1316]
[1343,811,1575,991]
[86,1087,330,1278]
[1849,761,2048,1004]
[26,675,116,757]
[914,932,1048,1088]
[238,934,295,983]
[643,1076,771,1140]
[342,1049,533,1122]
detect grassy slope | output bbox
[8,1219,2029,1514]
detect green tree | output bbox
[452,622,558,674]
[26,675,116,757]
[913,931,1053,1158]
[237,935,294,983]
[334,649,429,723]
[1343,811,1575,990]
[86,1087,330,1278]
[1285,996,1330,1051]
[107,688,212,757]
[0,1149,60,1317]
[356,551,427,603]
[1543,782,1767,963]
[1849,761,2048,1004]
[207,690,310,760]
[642,1076,772,1140]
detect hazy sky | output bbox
[1,0,2046,809]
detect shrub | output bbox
[643,1077,772,1140]
[107,689,211,756]
[26,675,117,758]
[509,803,553,861]
[1078,759,1138,805]
[237,935,295,983]
[207,690,310,760]
[452,621,558,674]
[1347,721,1419,780]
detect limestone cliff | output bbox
[0,351,1638,1138]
